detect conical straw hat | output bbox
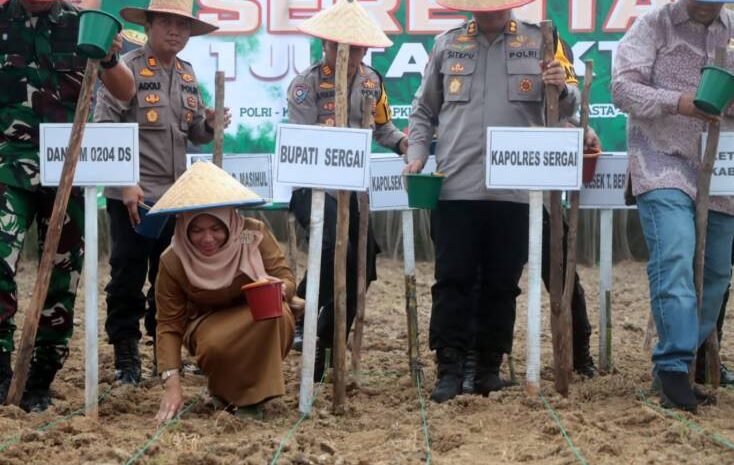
[120,0,218,37]
[148,161,265,215]
[299,0,392,48]
[437,0,536,12]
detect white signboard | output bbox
[486,127,583,190]
[369,155,437,211]
[275,123,372,192]
[580,153,633,209]
[187,153,273,200]
[39,123,139,186]
[705,132,734,196]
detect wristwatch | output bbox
[100,53,119,70]
[160,368,180,383]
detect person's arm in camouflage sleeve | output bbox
[373,82,407,155]
[287,74,318,125]
[404,36,445,173]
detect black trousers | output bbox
[541,208,593,365]
[290,188,379,348]
[429,200,529,354]
[104,199,175,344]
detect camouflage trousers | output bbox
[0,183,84,373]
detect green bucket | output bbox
[694,65,734,115]
[405,173,445,210]
[76,10,123,60]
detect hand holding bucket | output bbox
[76,9,123,60]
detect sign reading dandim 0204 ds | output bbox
[39,123,139,187]
[274,124,372,192]
[485,127,583,191]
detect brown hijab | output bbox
[171,208,269,290]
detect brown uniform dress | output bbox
[155,219,295,406]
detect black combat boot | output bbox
[430,348,464,403]
[114,339,142,385]
[20,362,56,413]
[293,319,304,353]
[0,351,11,404]
[573,343,598,378]
[313,341,331,383]
[474,350,512,396]
[462,350,477,394]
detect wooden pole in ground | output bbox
[287,212,299,280]
[693,48,725,388]
[350,96,375,382]
[83,186,99,419]
[541,20,571,397]
[212,71,225,168]
[6,59,100,406]
[642,313,656,352]
[332,42,350,415]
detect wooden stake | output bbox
[332,42,350,415]
[212,71,225,168]
[350,96,375,382]
[642,313,656,352]
[6,59,100,406]
[693,48,725,389]
[541,20,571,397]
[287,212,299,280]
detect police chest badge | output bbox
[182,73,194,83]
[139,67,155,77]
[319,81,335,89]
[321,64,333,76]
[322,101,335,112]
[144,94,160,104]
[450,63,465,73]
[185,111,193,123]
[448,77,462,95]
[519,78,533,94]
[146,109,159,123]
[186,95,198,109]
[362,79,377,90]
[292,84,309,105]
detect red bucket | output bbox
[242,279,283,321]
[582,148,602,184]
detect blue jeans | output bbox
[637,189,734,373]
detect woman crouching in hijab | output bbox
[148,162,295,423]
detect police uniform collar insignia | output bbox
[506,20,518,35]
[139,67,155,77]
[359,65,366,76]
[466,20,477,36]
[147,56,159,68]
[182,73,194,83]
[321,64,333,77]
[144,94,160,104]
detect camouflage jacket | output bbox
[0,0,86,191]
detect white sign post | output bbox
[40,123,139,417]
[580,153,631,372]
[705,132,734,196]
[486,127,583,392]
[274,123,371,413]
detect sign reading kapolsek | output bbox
[486,127,583,190]
[704,133,734,196]
[187,153,273,200]
[580,153,632,209]
[275,124,372,191]
[39,123,139,186]
[369,155,437,211]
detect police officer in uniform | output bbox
[94,0,227,384]
[0,0,134,411]
[287,0,407,381]
[405,0,580,402]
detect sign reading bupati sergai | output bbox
[40,123,139,186]
[187,153,273,200]
[274,124,372,191]
[486,127,583,190]
[369,155,437,211]
[704,133,734,196]
[580,153,633,209]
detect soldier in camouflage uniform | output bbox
[287,1,407,381]
[0,0,134,412]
